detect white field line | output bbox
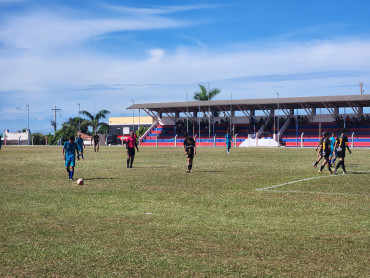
[257,170,370,196]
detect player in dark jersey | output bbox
[313,132,326,168]
[63,135,78,180]
[318,132,333,174]
[183,132,196,173]
[93,133,100,152]
[333,128,352,174]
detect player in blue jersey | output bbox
[75,133,84,160]
[225,129,232,153]
[63,135,78,180]
[329,132,336,166]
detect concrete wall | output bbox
[2,130,31,145]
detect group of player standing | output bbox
[62,131,139,180]
[313,128,352,174]
[62,127,352,180]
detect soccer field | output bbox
[0,146,369,277]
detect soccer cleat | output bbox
[318,170,322,174]
[333,168,337,174]
[313,163,317,168]
[186,170,190,173]
[343,171,348,175]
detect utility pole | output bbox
[51,106,61,132]
[78,103,80,133]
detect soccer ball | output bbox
[77,178,84,185]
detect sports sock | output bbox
[320,165,324,171]
[130,156,134,167]
[314,161,318,166]
[70,171,74,179]
[342,162,346,172]
[81,154,84,159]
[127,159,130,167]
[332,158,336,164]
[336,160,343,170]
[188,165,191,170]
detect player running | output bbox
[225,129,232,153]
[63,135,78,180]
[313,132,326,168]
[318,132,333,174]
[125,131,139,168]
[183,132,196,173]
[333,128,352,174]
[75,133,85,160]
[93,132,100,152]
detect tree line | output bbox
[30,84,221,145]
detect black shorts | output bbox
[127,147,135,156]
[321,150,330,160]
[186,147,194,159]
[94,141,99,146]
[336,151,345,158]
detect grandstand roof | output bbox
[127,94,370,114]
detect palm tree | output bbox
[193,84,220,101]
[80,109,110,135]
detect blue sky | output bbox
[1,0,370,133]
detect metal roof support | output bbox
[236,105,251,118]
[257,105,273,117]
[322,102,337,118]
[347,102,361,117]
[280,104,291,116]
[163,112,176,122]
[299,103,315,120]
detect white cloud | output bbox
[0,12,188,51]
[102,4,221,16]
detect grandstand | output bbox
[124,94,370,147]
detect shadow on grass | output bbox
[195,170,225,173]
[84,177,117,181]
[350,171,370,175]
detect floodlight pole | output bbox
[186,93,189,133]
[26,105,29,131]
[131,100,134,133]
[276,92,280,146]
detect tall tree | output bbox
[193,84,220,101]
[80,109,110,135]
[65,117,88,134]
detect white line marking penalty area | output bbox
[256,170,370,196]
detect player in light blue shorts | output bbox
[75,133,84,160]
[63,135,78,180]
[329,132,337,166]
[225,129,232,153]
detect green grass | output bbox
[0,146,369,277]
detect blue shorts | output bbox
[77,145,83,152]
[65,156,76,167]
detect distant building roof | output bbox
[77,132,91,139]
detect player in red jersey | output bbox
[125,131,139,168]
